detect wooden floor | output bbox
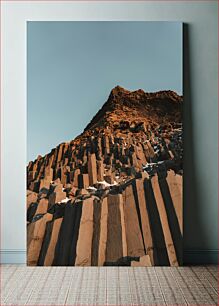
[1,265,218,305]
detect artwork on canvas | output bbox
[27,22,183,266]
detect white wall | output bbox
[1,1,217,263]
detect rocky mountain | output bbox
[27,86,183,266]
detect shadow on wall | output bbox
[183,24,210,264]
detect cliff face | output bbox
[27,86,183,266]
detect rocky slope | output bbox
[27,86,183,266]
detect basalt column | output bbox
[75,197,94,266]
[135,177,154,265]
[88,153,97,186]
[105,194,123,264]
[122,183,145,258]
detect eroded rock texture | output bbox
[27,86,183,266]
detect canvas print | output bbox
[27,22,183,266]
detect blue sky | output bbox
[27,21,182,162]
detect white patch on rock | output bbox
[97,180,118,187]
[87,186,97,191]
[59,197,70,203]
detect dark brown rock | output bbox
[26,86,183,266]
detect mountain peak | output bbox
[84,86,182,132]
[109,85,130,96]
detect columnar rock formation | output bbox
[27,86,183,266]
